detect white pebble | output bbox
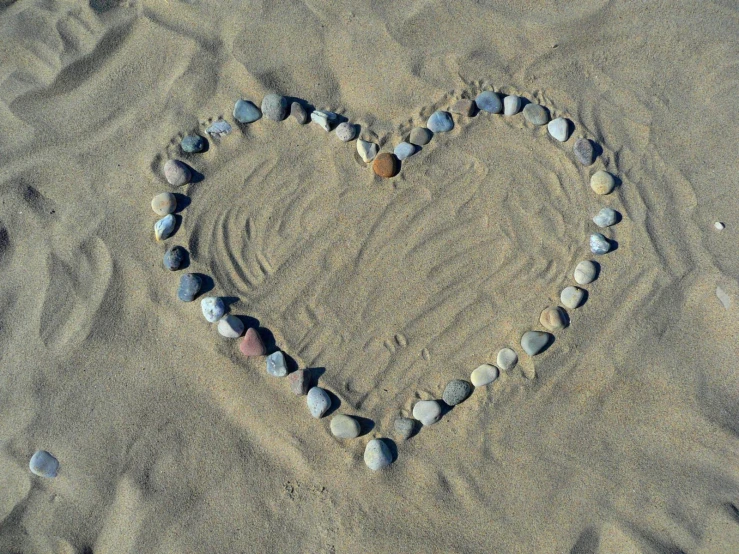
[412,399,442,426]
[266,351,288,377]
[496,348,518,370]
[357,139,379,163]
[306,386,331,418]
[547,117,570,142]
[311,110,336,131]
[364,439,393,470]
[217,315,244,338]
[29,450,59,478]
[503,95,522,116]
[330,414,361,439]
[200,297,225,323]
[154,214,176,241]
[593,208,618,227]
[574,260,597,285]
[470,364,499,387]
[561,286,585,309]
[590,233,611,255]
[714,221,725,231]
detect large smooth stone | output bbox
[240,328,265,357]
[593,207,618,227]
[330,414,361,439]
[496,348,518,371]
[290,102,309,124]
[306,387,331,418]
[470,364,499,387]
[217,314,244,338]
[335,122,357,142]
[200,297,225,323]
[520,331,552,356]
[412,400,442,426]
[266,351,288,377]
[561,286,585,309]
[164,160,191,186]
[522,103,550,125]
[548,117,570,142]
[181,134,206,153]
[154,214,176,241]
[590,170,616,195]
[409,127,433,146]
[590,233,611,255]
[503,95,522,115]
[574,138,595,165]
[151,192,176,215]
[394,417,417,441]
[394,142,416,160]
[427,110,454,133]
[539,306,569,331]
[206,120,232,138]
[357,139,379,163]
[311,110,337,131]
[364,439,393,470]
[233,99,262,123]
[163,245,186,271]
[29,450,59,478]
[574,260,597,285]
[442,379,473,406]
[177,273,201,302]
[261,93,288,121]
[450,99,476,117]
[288,369,310,396]
[373,153,400,178]
[475,91,503,113]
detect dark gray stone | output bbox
[177,273,202,302]
[181,134,206,153]
[442,379,473,406]
[163,246,186,271]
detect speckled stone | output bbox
[561,286,585,309]
[443,379,473,406]
[261,93,288,121]
[574,138,595,165]
[427,110,454,133]
[574,260,597,285]
[547,117,570,142]
[330,414,361,439]
[364,439,393,470]
[290,102,309,124]
[503,95,522,116]
[470,364,499,387]
[163,245,186,271]
[412,399,442,426]
[520,331,552,356]
[233,99,262,123]
[539,306,569,331]
[409,127,432,146]
[357,139,379,163]
[593,207,618,228]
[475,91,503,114]
[163,160,191,186]
[201,296,225,323]
[154,214,176,241]
[335,122,357,142]
[394,417,417,441]
[496,348,518,371]
[217,314,244,338]
[240,328,266,357]
[29,450,59,478]
[372,152,400,178]
[450,99,476,117]
[206,120,232,138]
[306,386,331,418]
[590,170,616,195]
[523,103,550,125]
[288,369,310,396]
[151,192,176,216]
[266,351,288,377]
[181,134,206,153]
[394,141,416,160]
[590,233,611,255]
[177,273,202,302]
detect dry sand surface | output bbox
[0,0,738,552]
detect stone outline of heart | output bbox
[151,90,621,470]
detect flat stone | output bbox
[394,141,416,160]
[427,110,454,133]
[475,91,503,114]
[522,103,550,125]
[335,122,357,142]
[306,386,331,418]
[201,296,225,323]
[409,127,432,146]
[561,286,585,309]
[217,314,244,338]
[357,139,379,163]
[372,152,400,178]
[590,170,616,195]
[412,399,442,426]
[177,273,202,302]
[181,134,206,153]
[29,450,58,478]
[590,233,611,255]
[394,417,417,441]
[288,369,310,396]
[539,306,569,331]
[233,99,262,124]
[266,351,288,377]
[311,110,337,131]
[154,214,176,241]
[548,117,570,142]
[261,93,288,121]
[520,331,552,356]
[163,159,191,186]
[364,439,393,471]
[330,414,361,439]
[470,364,499,387]
[290,102,309,124]
[206,120,232,138]
[574,260,597,285]
[503,95,522,116]
[496,348,518,371]
[443,379,473,406]
[151,192,176,216]
[163,245,186,271]
[574,138,595,165]
[593,207,618,227]
[450,99,476,117]
[240,328,266,357]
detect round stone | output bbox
[330,414,361,439]
[590,170,616,195]
[200,296,225,323]
[394,417,417,441]
[288,368,310,396]
[443,379,473,406]
[306,386,331,418]
[335,122,357,142]
[233,99,262,123]
[290,101,308,124]
[450,99,476,117]
[151,192,176,216]
[475,91,503,114]
[412,399,442,426]
[372,153,400,178]
[181,134,206,153]
[548,117,570,142]
[261,93,288,121]
[364,439,393,471]
[240,327,266,357]
[357,139,379,163]
[154,214,176,241]
[590,233,611,255]
[163,245,186,271]
[561,286,585,309]
[163,160,191,186]
[574,260,597,285]
[29,450,59,478]
[574,138,595,165]
[394,142,416,160]
[520,331,553,356]
[715,221,725,231]
[522,103,549,125]
[593,207,618,228]
[427,110,454,133]
[409,127,433,146]
[496,348,518,371]
[539,306,569,331]
[217,314,244,338]
[266,350,288,377]
[470,364,499,387]
[503,95,522,116]
[177,273,202,302]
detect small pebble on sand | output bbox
[574,138,595,165]
[427,110,454,133]
[177,273,202,302]
[164,160,191,187]
[574,260,597,285]
[547,117,570,142]
[522,103,549,125]
[357,139,379,162]
[590,170,616,195]
[154,214,176,241]
[266,351,288,377]
[311,110,337,131]
[409,127,433,146]
[330,414,361,439]
[520,331,552,356]
[181,134,206,153]
[373,152,400,178]
[503,95,522,116]
[233,99,262,123]
[561,286,585,309]
[201,296,225,323]
[163,245,186,271]
[261,93,289,121]
[29,450,59,478]
[394,417,417,441]
[151,192,176,216]
[442,379,473,406]
[288,369,311,396]
[307,386,331,418]
[335,122,357,142]
[590,233,611,255]
[364,439,393,470]
[470,364,499,387]
[593,207,619,228]
[714,221,725,231]
[290,102,309,124]
[450,99,476,117]
[240,327,266,357]
[217,314,244,338]
[475,91,503,114]
[539,306,569,331]
[206,120,232,138]
[394,142,416,160]
[497,348,518,371]
[412,399,442,426]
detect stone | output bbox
[181,134,206,154]
[240,328,266,357]
[200,296,225,323]
[470,364,499,387]
[394,417,417,441]
[503,95,522,116]
[715,221,725,231]
[335,122,357,142]
[409,127,433,146]
[288,369,310,396]
[217,314,244,338]
[561,286,585,309]
[306,386,331,418]
[330,414,361,439]
[475,91,503,114]
[206,120,232,138]
[261,93,288,121]
[163,160,191,186]
[522,103,550,125]
[427,110,454,133]
[548,117,570,142]
[539,306,569,331]
[590,233,611,255]
[177,273,202,302]
[233,99,262,124]
[364,439,392,471]
[29,450,59,478]
[163,245,186,271]
[311,110,337,131]
[394,142,416,160]
[443,379,473,406]
[520,331,552,356]
[266,351,288,377]
[154,214,176,241]
[372,153,400,178]
[151,192,176,216]
[574,260,597,285]
[497,348,518,371]
[590,170,616,195]
[593,207,618,228]
[412,399,442,426]
[450,99,476,117]
[574,138,595,165]
[357,139,379,163]
[290,102,309,124]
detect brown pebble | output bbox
[372,153,400,178]
[539,306,569,331]
[450,99,476,117]
[288,369,310,396]
[240,328,266,357]
[291,101,308,124]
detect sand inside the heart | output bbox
[0,1,737,553]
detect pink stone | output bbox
[240,328,265,357]
[288,369,310,396]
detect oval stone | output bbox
[151,192,176,216]
[163,245,186,271]
[266,350,288,377]
[154,214,176,241]
[412,399,442,426]
[335,122,357,142]
[590,233,611,255]
[290,101,309,124]
[201,297,225,323]
[539,306,569,331]
[590,170,616,195]
[177,273,202,302]
[330,414,361,439]
[181,134,206,153]
[522,103,550,125]
[394,141,416,160]
[496,348,518,371]
[261,93,288,121]
[427,110,454,133]
[364,439,393,471]
[503,95,522,116]
[217,314,244,338]
[561,286,585,309]
[306,386,331,418]
[574,138,595,165]
[357,139,379,163]
[394,417,417,441]
[548,117,570,142]
[520,331,553,356]
[475,91,503,114]
[29,450,59,478]
[288,368,310,396]
[409,127,433,146]
[233,99,262,123]
[163,159,191,186]
[240,327,266,357]
[593,207,618,228]
[311,110,337,131]
[372,153,400,178]
[443,379,473,406]
[574,260,597,285]
[470,364,499,387]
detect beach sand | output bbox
[0,0,737,552]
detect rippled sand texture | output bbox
[0,1,737,552]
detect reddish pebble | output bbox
[450,99,476,117]
[240,328,265,357]
[288,369,310,396]
[372,153,400,178]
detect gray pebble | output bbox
[217,314,244,338]
[503,95,522,116]
[357,139,378,162]
[364,439,393,470]
[593,207,618,228]
[266,351,288,377]
[201,296,225,323]
[288,369,310,396]
[163,245,186,271]
[412,399,442,426]
[409,127,433,146]
[290,102,309,124]
[520,331,552,356]
[574,260,597,285]
[561,286,585,309]
[427,110,454,133]
[311,110,336,131]
[181,134,206,153]
[394,417,417,441]
[394,141,416,160]
[151,192,176,216]
[548,117,570,142]
[178,273,202,302]
[29,450,59,478]
[154,214,176,241]
[450,99,476,117]
[443,379,473,406]
[261,93,288,121]
[206,120,232,138]
[470,364,499,387]
[522,103,549,125]
[233,99,262,124]
[330,414,361,439]
[475,91,503,114]
[574,138,595,165]
[306,386,331,418]
[590,233,611,255]
[163,160,191,187]
[335,122,357,142]
[496,348,518,371]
